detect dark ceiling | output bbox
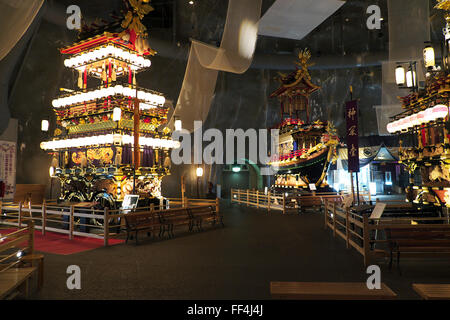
[48,0,390,59]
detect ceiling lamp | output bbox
[395,66,405,86]
[423,45,436,69]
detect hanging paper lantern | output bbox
[417,111,426,125]
[387,122,396,133]
[431,104,448,120]
[410,114,419,127]
[424,107,435,122]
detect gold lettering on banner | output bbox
[348,125,357,136]
[350,144,358,157]
[347,108,356,121]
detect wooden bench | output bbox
[385,226,450,271]
[188,206,223,231]
[412,283,450,300]
[270,282,397,300]
[0,222,43,299]
[124,211,162,245]
[124,206,224,244]
[159,208,192,238]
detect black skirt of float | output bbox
[276,148,330,185]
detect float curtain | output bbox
[0,0,44,61]
[168,0,262,133]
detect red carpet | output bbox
[0,228,124,255]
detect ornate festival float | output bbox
[40,0,179,214]
[386,0,450,211]
[269,49,339,191]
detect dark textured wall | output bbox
[6,0,385,198]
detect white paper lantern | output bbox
[406,70,416,88]
[424,107,435,122]
[113,107,122,122]
[417,111,426,125]
[432,104,448,120]
[423,45,435,69]
[395,66,405,86]
[410,114,419,127]
[41,120,49,132]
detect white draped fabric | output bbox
[257,0,345,40]
[169,0,262,133]
[0,0,44,61]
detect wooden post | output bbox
[238,189,240,203]
[246,190,249,206]
[215,198,220,214]
[18,201,23,228]
[181,175,186,207]
[324,199,328,229]
[69,205,74,240]
[332,202,337,237]
[345,207,350,249]
[150,203,155,212]
[267,191,271,212]
[42,202,46,236]
[363,213,371,266]
[28,221,34,254]
[256,191,259,208]
[104,207,109,247]
[282,193,286,215]
[28,201,32,221]
[350,171,355,205]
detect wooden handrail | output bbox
[324,199,450,265]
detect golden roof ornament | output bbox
[294,48,315,81]
[435,0,450,11]
[120,0,156,55]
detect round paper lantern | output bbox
[424,107,435,123]
[410,113,419,127]
[387,122,395,133]
[432,104,448,120]
[417,111,426,125]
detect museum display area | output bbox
[1,0,450,309]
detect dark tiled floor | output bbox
[32,201,450,299]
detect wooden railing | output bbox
[231,188,371,214]
[0,198,220,247]
[166,197,219,212]
[0,222,34,272]
[323,199,450,266]
[230,189,284,212]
